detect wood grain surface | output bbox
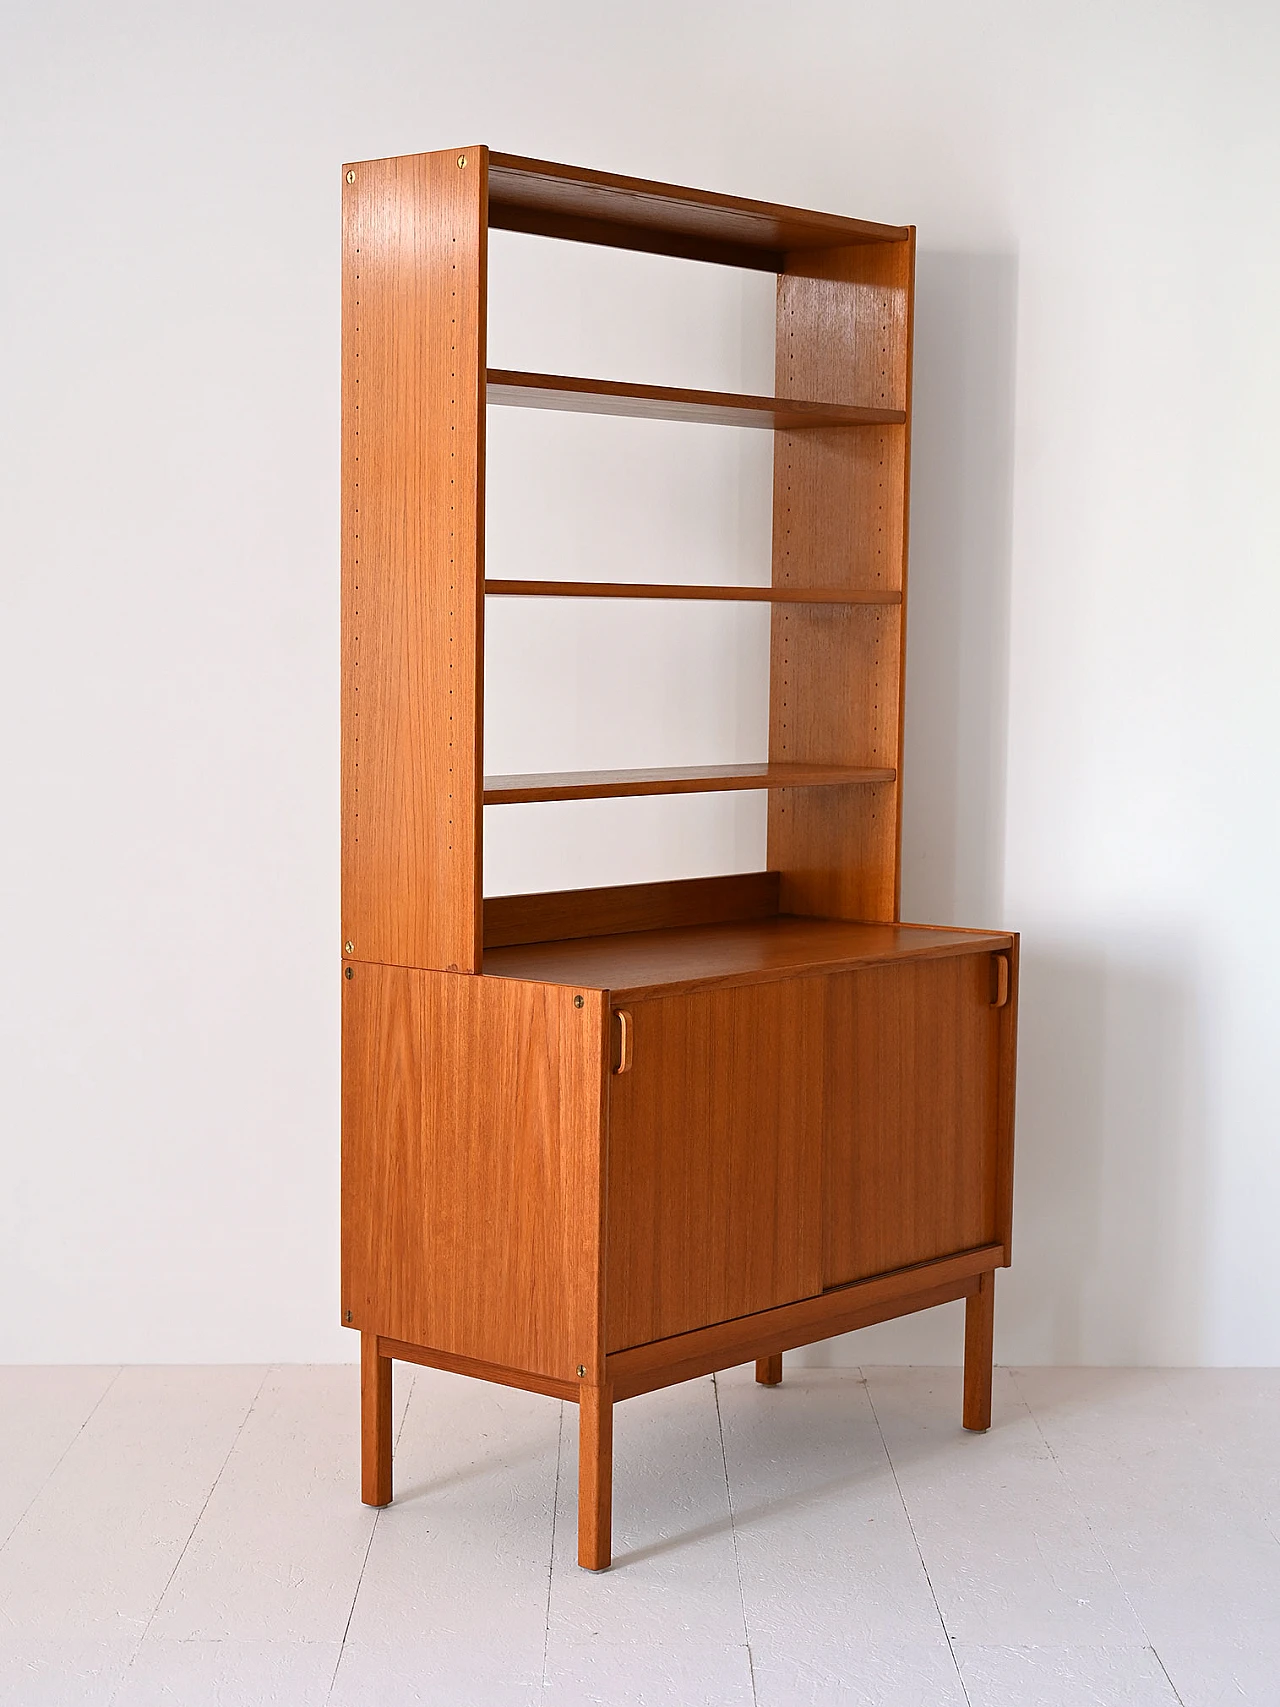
[376,1336,578,1402]
[963,1270,996,1431]
[577,1384,614,1569]
[487,150,908,271]
[822,953,1001,1287]
[342,962,608,1383]
[483,761,895,805]
[484,916,1013,1002]
[341,149,487,973]
[606,1245,998,1400]
[605,979,826,1351]
[488,369,905,428]
[995,937,1020,1262]
[485,580,902,604]
[360,1331,392,1507]
[483,872,781,948]
[768,233,916,925]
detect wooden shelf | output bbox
[483,762,895,805]
[487,370,905,430]
[485,580,902,605]
[488,152,910,273]
[484,916,1014,1002]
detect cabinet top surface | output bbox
[483,916,1013,1002]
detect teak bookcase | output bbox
[340,147,1019,1570]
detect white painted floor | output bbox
[1,1365,1277,1705]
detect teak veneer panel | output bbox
[823,955,1003,1286]
[484,872,781,948]
[341,149,487,972]
[488,369,905,429]
[484,916,1013,1002]
[769,235,916,925]
[994,936,1020,1259]
[483,762,895,805]
[341,961,608,1383]
[606,980,825,1351]
[377,1337,578,1403]
[372,1246,999,1407]
[607,1245,1000,1400]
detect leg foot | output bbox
[361,1330,393,1505]
[963,1271,995,1432]
[578,1384,613,1570]
[755,1354,783,1386]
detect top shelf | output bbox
[488,151,910,273]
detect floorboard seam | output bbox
[1149,1643,1189,1705]
[105,1364,270,1706]
[0,1365,123,1559]
[326,1366,417,1702]
[712,1372,758,1706]
[863,1369,973,1707]
[538,1400,564,1698]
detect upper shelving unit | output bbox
[340,147,916,971]
[487,151,910,272]
[488,370,904,429]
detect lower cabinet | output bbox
[345,930,1017,1573]
[606,948,1011,1352]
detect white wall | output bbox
[3,0,1277,1364]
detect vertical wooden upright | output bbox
[768,236,915,922]
[340,149,488,973]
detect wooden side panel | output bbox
[341,149,488,973]
[342,962,608,1382]
[768,235,915,923]
[606,981,825,1352]
[484,872,781,948]
[995,935,1020,1260]
[823,952,1001,1286]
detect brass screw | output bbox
[573,995,584,1009]
[344,941,354,954]
[344,1310,353,1323]
[576,1365,586,1378]
[457,154,467,168]
[345,967,354,980]
[345,170,355,183]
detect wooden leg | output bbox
[963,1271,995,1432]
[755,1354,783,1386]
[361,1331,393,1506]
[577,1384,613,1571]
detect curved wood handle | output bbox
[614,1009,633,1074]
[992,953,1010,1009]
